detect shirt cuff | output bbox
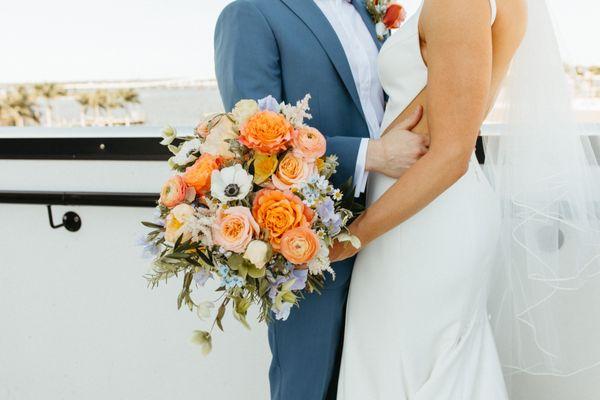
[353,138,370,197]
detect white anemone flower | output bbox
[211,164,253,203]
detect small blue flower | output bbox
[307,174,319,185]
[258,95,280,112]
[218,264,230,277]
[224,275,244,289]
[316,176,329,192]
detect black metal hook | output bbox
[47,205,82,232]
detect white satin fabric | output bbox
[338,1,508,398]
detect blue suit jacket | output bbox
[215,1,380,398]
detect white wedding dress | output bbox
[337,1,508,398]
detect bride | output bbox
[332,0,600,398]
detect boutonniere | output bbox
[366,0,407,41]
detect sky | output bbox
[1,0,598,84]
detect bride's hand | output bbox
[329,221,366,262]
[329,238,359,263]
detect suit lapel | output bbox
[280,0,365,121]
[352,0,382,50]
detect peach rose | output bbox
[252,189,315,249]
[159,175,196,208]
[383,3,407,29]
[212,206,259,253]
[280,227,320,264]
[183,153,222,195]
[239,111,293,155]
[272,152,314,190]
[164,204,195,244]
[292,126,326,161]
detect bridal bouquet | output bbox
[141,95,359,354]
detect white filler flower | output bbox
[210,164,253,203]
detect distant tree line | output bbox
[0,83,141,127]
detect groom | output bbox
[215,0,425,398]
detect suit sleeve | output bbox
[214,0,364,193]
[214,0,282,110]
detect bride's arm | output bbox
[332,0,493,259]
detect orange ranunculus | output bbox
[252,189,315,249]
[272,152,314,190]
[159,175,195,208]
[383,3,407,29]
[183,153,222,195]
[239,111,293,155]
[292,126,326,161]
[280,227,320,264]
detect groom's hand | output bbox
[366,106,428,178]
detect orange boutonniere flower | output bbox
[366,0,407,41]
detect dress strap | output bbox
[489,0,497,25]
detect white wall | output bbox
[1,156,600,400]
[0,159,270,400]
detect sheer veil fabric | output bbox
[485,0,600,389]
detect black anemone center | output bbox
[224,183,240,197]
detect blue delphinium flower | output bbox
[136,234,159,259]
[316,197,336,223]
[326,214,343,235]
[258,95,280,112]
[193,269,211,287]
[290,268,308,291]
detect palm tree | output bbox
[0,86,40,127]
[34,83,67,127]
[76,90,110,125]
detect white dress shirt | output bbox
[313,0,384,197]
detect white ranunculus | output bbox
[232,99,259,127]
[210,164,253,203]
[172,138,201,166]
[243,240,270,269]
[199,116,237,158]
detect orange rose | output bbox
[272,152,314,190]
[280,227,320,264]
[239,111,293,155]
[212,206,259,253]
[252,189,314,249]
[159,175,195,208]
[383,3,407,29]
[183,153,222,195]
[292,126,326,161]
